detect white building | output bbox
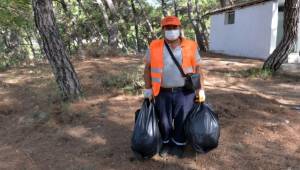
[208,0,300,63]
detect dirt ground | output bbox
[0,53,299,170]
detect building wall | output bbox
[209,1,278,60]
[276,11,283,47]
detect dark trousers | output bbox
[155,89,195,146]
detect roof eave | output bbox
[204,0,277,17]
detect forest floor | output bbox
[0,53,300,170]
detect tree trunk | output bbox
[130,0,141,52]
[32,0,82,101]
[96,0,119,49]
[199,20,209,50]
[34,29,46,60]
[219,0,226,7]
[228,0,234,5]
[26,32,37,59]
[195,0,209,50]
[263,0,300,72]
[107,0,129,52]
[136,0,157,41]
[2,30,11,51]
[187,0,206,51]
[161,0,168,16]
[173,0,178,16]
[104,0,116,12]
[76,0,83,14]
[3,29,20,51]
[59,0,68,13]
[75,0,104,45]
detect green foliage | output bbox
[0,0,221,67]
[0,0,32,28]
[101,70,145,93]
[243,68,273,79]
[0,0,38,68]
[225,68,273,79]
[84,43,123,57]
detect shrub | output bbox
[101,71,144,94]
[225,68,273,79]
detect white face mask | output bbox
[165,29,180,41]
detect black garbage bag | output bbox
[131,99,162,159]
[185,103,220,153]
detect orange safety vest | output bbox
[149,38,198,96]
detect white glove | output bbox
[144,89,153,99]
[196,89,205,103]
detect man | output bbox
[143,16,205,158]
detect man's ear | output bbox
[180,29,185,38]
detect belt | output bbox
[160,87,185,92]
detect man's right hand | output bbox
[195,89,205,103]
[144,88,153,99]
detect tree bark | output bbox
[173,0,178,16]
[59,0,68,13]
[195,0,209,50]
[199,20,209,50]
[219,0,226,7]
[75,0,104,45]
[2,30,11,51]
[161,0,168,16]
[109,0,129,52]
[187,0,206,51]
[3,29,20,51]
[263,0,300,72]
[76,0,83,14]
[26,32,37,59]
[32,0,82,101]
[228,0,234,5]
[130,0,141,52]
[96,0,119,49]
[34,29,47,60]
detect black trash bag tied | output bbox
[185,103,220,153]
[131,99,162,159]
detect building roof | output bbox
[205,0,277,16]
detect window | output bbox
[225,11,235,25]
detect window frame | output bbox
[225,11,235,25]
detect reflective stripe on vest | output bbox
[149,38,198,96]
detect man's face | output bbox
[163,25,181,41]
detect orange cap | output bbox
[161,16,181,27]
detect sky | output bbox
[146,0,160,7]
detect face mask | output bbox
[165,29,180,41]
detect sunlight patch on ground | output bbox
[64,126,106,145]
[3,76,25,84]
[109,57,141,64]
[150,154,199,170]
[237,83,298,105]
[109,95,141,101]
[85,136,106,145]
[0,97,16,106]
[65,126,89,138]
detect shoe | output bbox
[170,145,184,158]
[159,144,171,157]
